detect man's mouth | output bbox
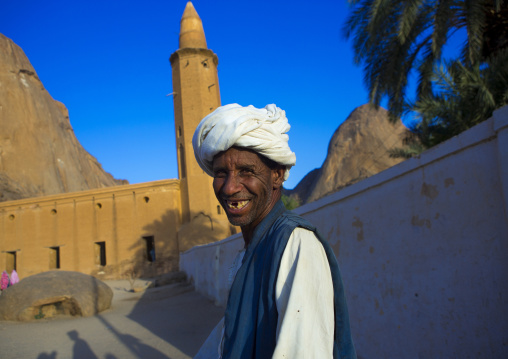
[225,199,250,210]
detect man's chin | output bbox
[226,214,251,228]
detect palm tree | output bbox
[388,47,508,158]
[344,0,508,123]
[417,52,507,137]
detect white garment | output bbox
[273,227,334,359]
[195,228,334,359]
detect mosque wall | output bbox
[0,179,182,279]
[180,105,508,358]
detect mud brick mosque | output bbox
[0,2,235,279]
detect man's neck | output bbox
[241,229,252,248]
[241,220,258,247]
[241,191,282,247]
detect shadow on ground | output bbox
[125,282,224,358]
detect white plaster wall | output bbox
[180,232,243,306]
[180,106,508,358]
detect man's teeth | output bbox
[227,200,249,209]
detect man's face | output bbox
[212,147,284,232]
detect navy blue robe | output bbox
[222,200,356,359]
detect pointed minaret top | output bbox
[179,2,208,49]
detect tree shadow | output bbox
[127,283,224,357]
[117,208,235,281]
[110,208,182,280]
[94,315,169,359]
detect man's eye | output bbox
[214,171,226,178]
[240,169,254,176]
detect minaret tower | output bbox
[170,2,227,231]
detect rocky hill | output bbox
[0,34,126,202]
[286,104,409,204]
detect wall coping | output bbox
[494,105,508,132]
[0,179,180,209]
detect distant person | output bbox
[193,104,356,358]
[1,270,10,291]
[10,269,19,285]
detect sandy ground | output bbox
[0,279,224,359]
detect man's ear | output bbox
[272,167,285,189]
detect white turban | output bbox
[192,104,296,181]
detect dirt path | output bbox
[0,280,224,359]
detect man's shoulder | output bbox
[274,210,316,232]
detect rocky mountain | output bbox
[0,34,126,202]
[286,104,409,204]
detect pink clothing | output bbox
[1,271,10,290]
[10,270,19,285]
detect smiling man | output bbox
[192,104,356,359]
[212,146,284,245]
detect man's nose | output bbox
[222,173,242,196]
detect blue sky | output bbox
[2,0,370,190]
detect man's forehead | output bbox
[212,147,263,167]
[215,146,257,156]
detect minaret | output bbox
[170,2,227,231]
